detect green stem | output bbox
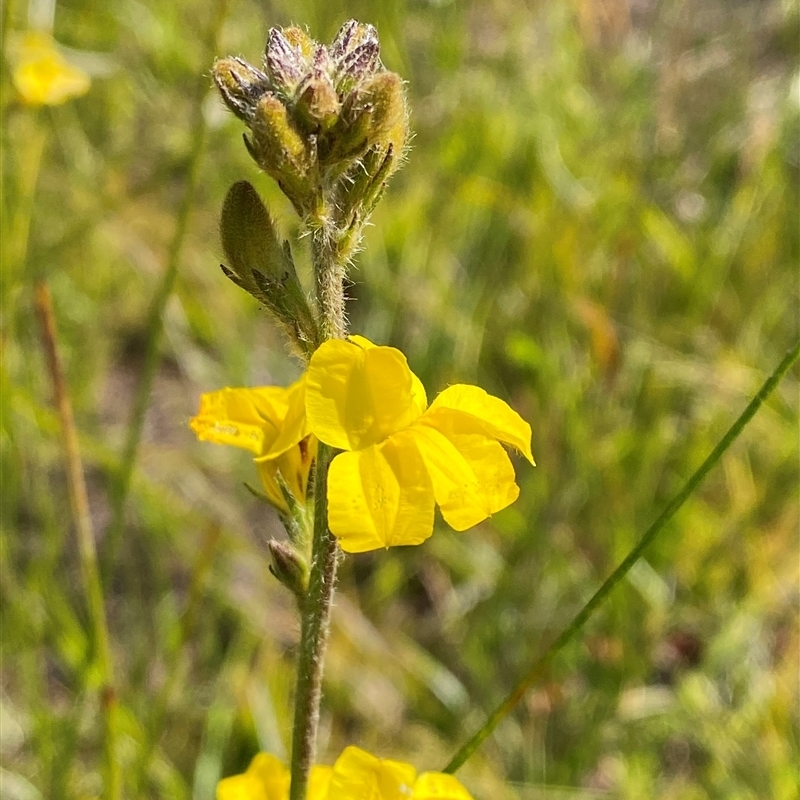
[288,211,348,799]
[33,280,121,799]
[311,219,347,341]
[444,339,800,773]
[289,443,339,800]
[102,0,230,578]
[0,0,16,64]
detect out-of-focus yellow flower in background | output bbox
[217,753,290,800]
[10,31,90,106]
[306,336,534,553]
[216,746,474,799]
[190,377,315,514]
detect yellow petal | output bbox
[327,433,435,552]
[411,773,474,799]
[328,746,417,800]
[256,434,317,507]
[247,753,290,799]
[216,773,267,800]
[306,338,423,451]
[348,335,427,416]
[429,385,534,464]
[411,411,519,531]
[308,765,334,800]
[191,386,289,455]
[263,376,310,458]
[347,334,375,349]
[410,372,427,417]
[255,458,289,511]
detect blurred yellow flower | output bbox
[190,377,315,514]
[11,31,90,106]
[217,753,290,800]
[305,336,534,553]
[216,747,474,800]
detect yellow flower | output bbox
[216,747,474,800]
[217,753,289,800]
[190,377,315,514]
[305,336,534,553]
[11,32,91,106]
[190,336,533,551]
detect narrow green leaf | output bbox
[444,340,800,773]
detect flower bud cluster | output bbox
[213,20,408,226]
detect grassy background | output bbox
[2,0,798,798]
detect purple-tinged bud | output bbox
[330,19,381,95]
[264,27,310,97]
[212,56,270,122]
[329,19,378,61]
[335,39,380,94]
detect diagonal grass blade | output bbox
[444,339,800,773]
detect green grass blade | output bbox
[102,0,231,577]
[444,339,800,773]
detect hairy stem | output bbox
[289,224,346,799]
[444,339,800,773]
[289,444,338,799]
[312,219,347,341]
[33,280,120,799]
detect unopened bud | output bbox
[335,143,399,234]
[330,20,381,95]
[220,181,319,355]
[295,71,340,132]
[325,71,407,167]
[329,19,379,63]
[263,27,311,97]
[212,57,270,122]
[250,94,315,213]
[268,539,308,598]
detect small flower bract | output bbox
[306,336,534,552]
[216,746,474,800]
[11,32,90,106]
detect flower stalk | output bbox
[289,441,338,800]
[288,194,355,794]
[311,220,348,341]
[208,20,410,799]
[33,280,120,799]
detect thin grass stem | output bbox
[132,523,221,793]
[33,279,121,799]
[102,0,231,577]
[444,339,800,773]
